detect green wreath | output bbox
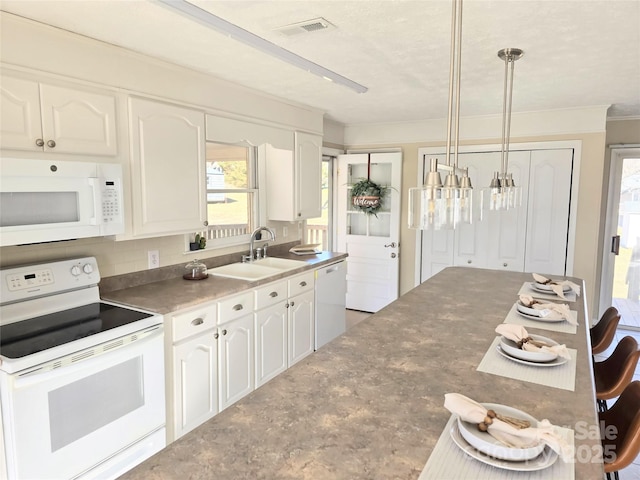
[350,178,390,216]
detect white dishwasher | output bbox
[315,260,347,349]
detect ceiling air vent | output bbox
[275,17,335,37]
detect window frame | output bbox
[186,141,260,251]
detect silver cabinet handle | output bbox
[222,329,227,335]
[191,318,204,326]
[299,281,307,287]
[35,138,44,147]
[269,291,278,298]
[46,139,56,148]
[285,303,290,308]
[214,332,219,339]
[503,263,508,267]
[232,304,243,311]
[290,301,295,307]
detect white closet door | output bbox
[453,152,496,270]
[524,149,573,275]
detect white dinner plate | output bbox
[450,421,558,472]
[530,283,568,297]
[496,345,568,367]
[500,334,559,363]
[533,281,571,292]
[515,308,566,323]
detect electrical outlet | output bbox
[282,226,288,237]
[148,250,159,269]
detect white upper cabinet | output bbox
[265,131,322,221]
[128,97,207,237]
[1,74,118,156]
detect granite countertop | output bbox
[101,251,347,315]
[119,267,602,480]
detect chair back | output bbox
[591,307,621,355]
[599,380,640,473]
[595,336,640,400]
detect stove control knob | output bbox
[83,263,94,274]
[71,265,82,276]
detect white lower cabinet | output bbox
[218,314,255,411]
[166,267,321,444]
[173,333,218,438]
[288,289,315,366]
[255,280,288,388]
[217,290,255,411]
[287,272,315,366]
[168,303,218,442]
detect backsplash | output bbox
[0,226,301,282]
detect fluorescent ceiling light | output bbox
[155,0,368,94]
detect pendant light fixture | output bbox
[483,48,524,212]
[408,0,472,230]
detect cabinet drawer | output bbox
[171,304,217,343]
[218,291,255,323]
[288,271,314,297]
[255,280,287,310]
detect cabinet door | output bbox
[295,131,322,219]
[255,304,287,388]
[173,333,218,439]
[40,83,118,155]
[525,149,573,275]
[288,290,315,366]
[0,76,43,151]
[218,314,254,410]
[129,97,206,237]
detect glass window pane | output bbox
[196,142,256,246]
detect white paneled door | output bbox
[337,152,402,313]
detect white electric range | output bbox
[0,257,166,480]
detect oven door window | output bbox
[49,357,144,452]
[4,330,165,480]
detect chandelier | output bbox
[408,0,473,230]
[482,48,524,212]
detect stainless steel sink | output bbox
[209,257,306,281]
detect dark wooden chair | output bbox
[594,336,640,412]
[599,380,640,480]
[591,307,621,355]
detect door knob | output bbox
[384,242,397,248]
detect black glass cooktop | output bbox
[0,303,153,359]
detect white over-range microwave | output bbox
[0,158,124,247]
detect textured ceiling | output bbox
[1,0,639,125]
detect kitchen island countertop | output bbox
[119,266,602,480]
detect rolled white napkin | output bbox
[518,294,577,325]
[532,273,581,299]
[495,323,571,359]
[444,393,572,461]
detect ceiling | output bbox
[2,0,639,126]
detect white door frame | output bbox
[599,145,640,319]
[414,140,582,287]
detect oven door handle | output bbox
[12,326,163,388]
